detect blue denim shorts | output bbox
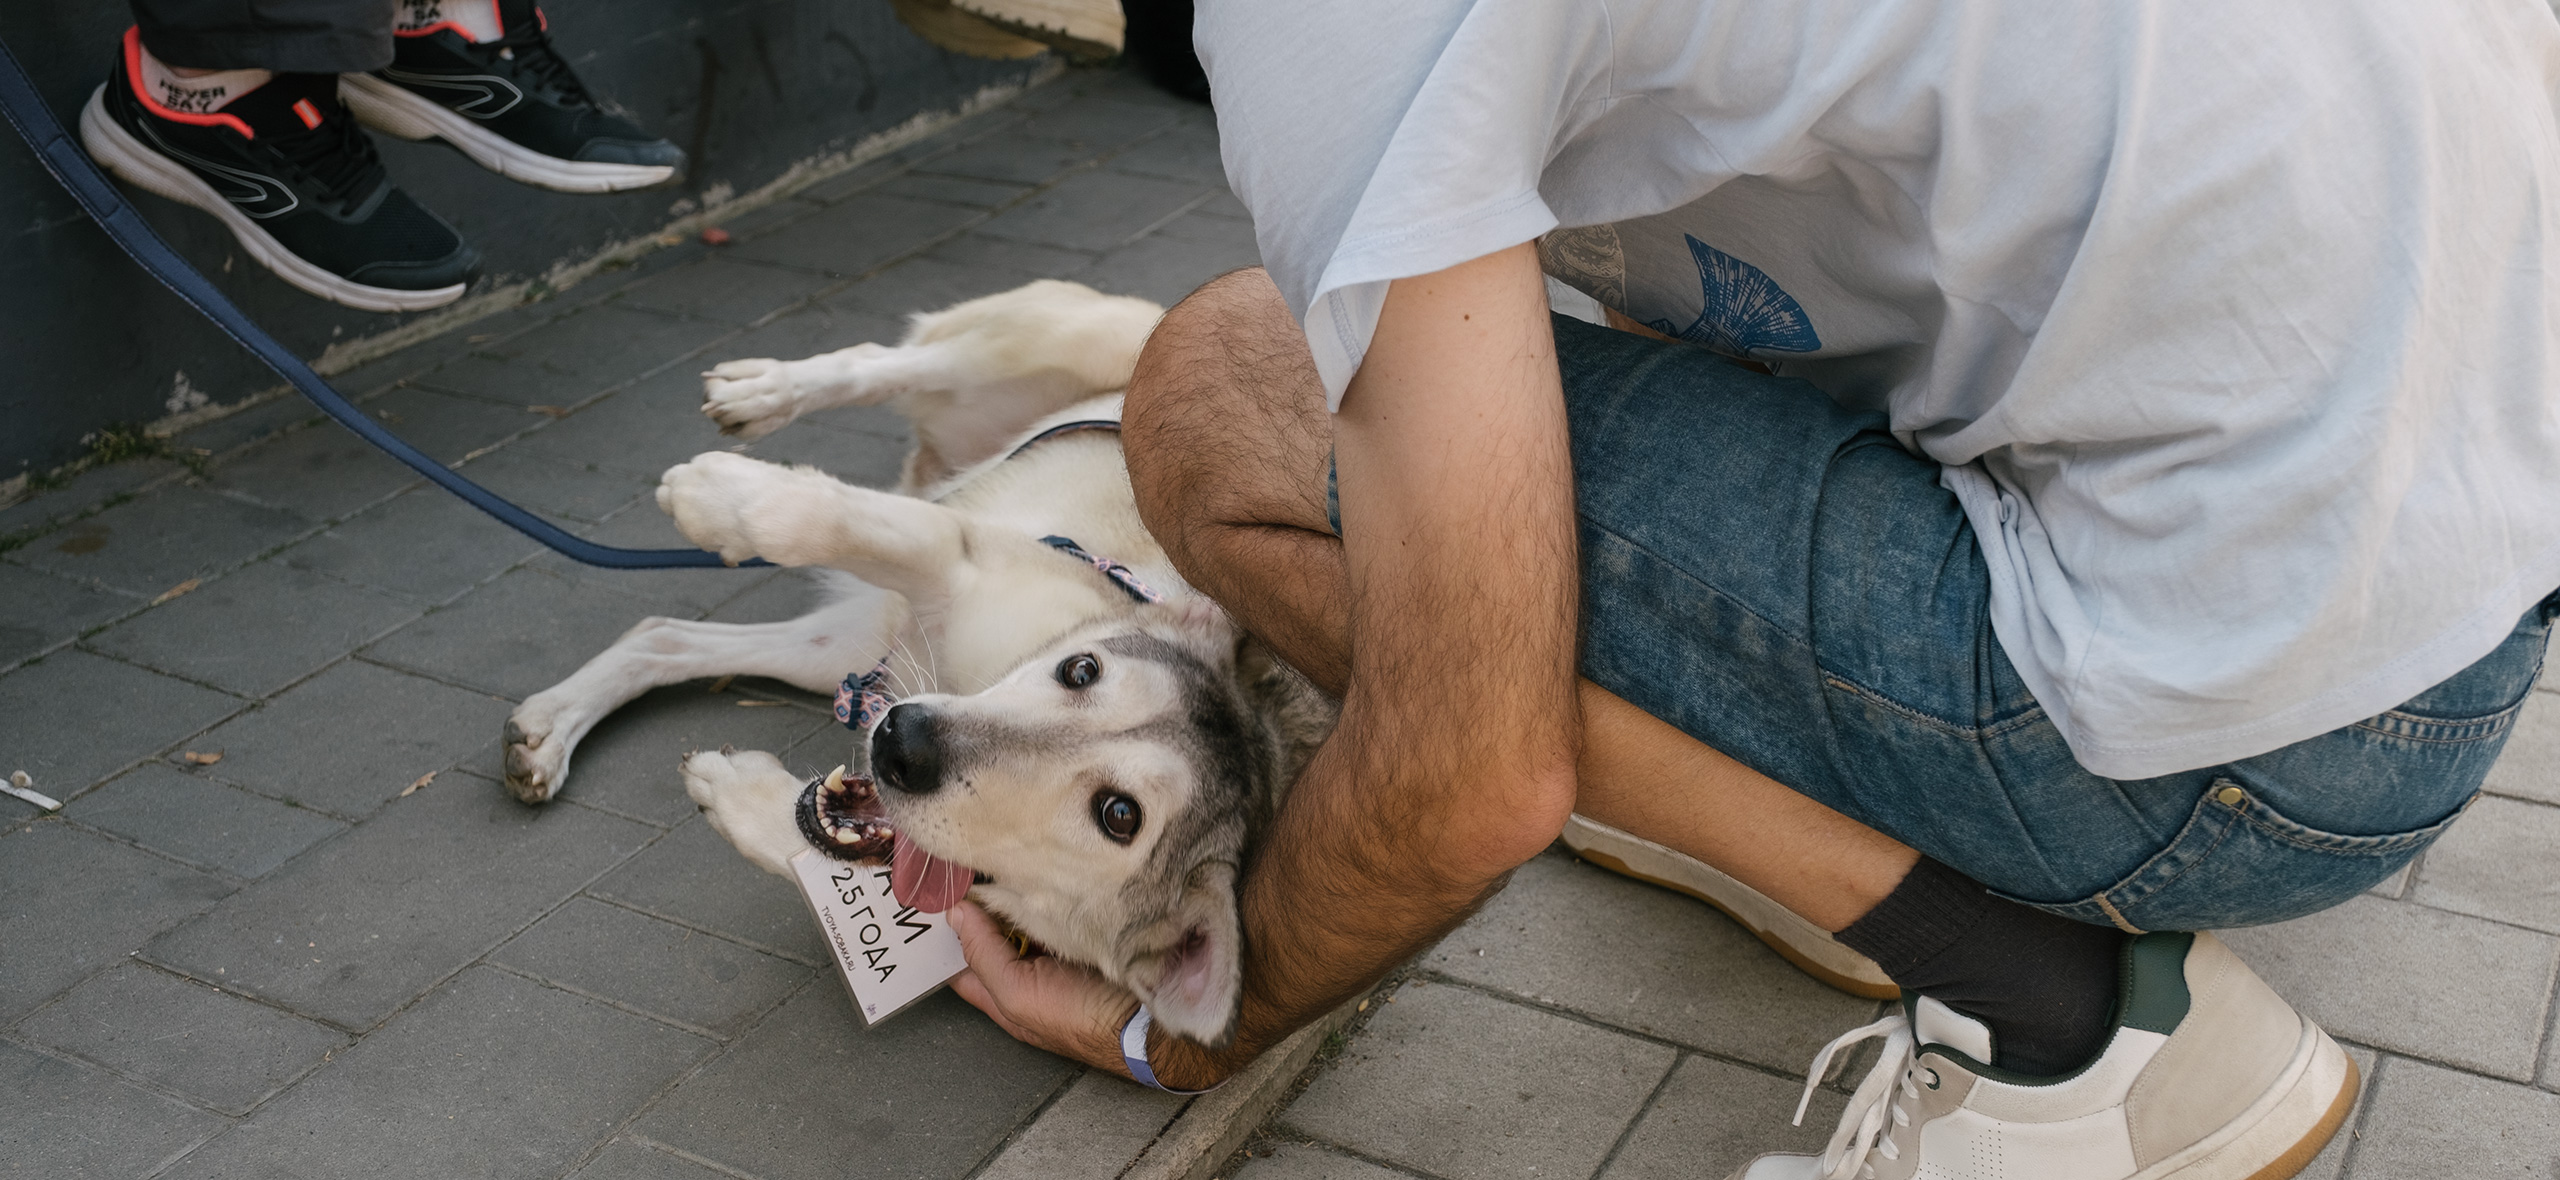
[1337,315,2556,932]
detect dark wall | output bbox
[0,0,1042,480]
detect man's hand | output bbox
[947,901,1144,1078]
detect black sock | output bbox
[1835,857,2126,1076]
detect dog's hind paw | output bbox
[683,746,810,877]
[502,715,568,805]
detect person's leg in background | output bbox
[90,0,481,311]
[84,0,680,313]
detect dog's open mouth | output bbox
[796,767,977,913]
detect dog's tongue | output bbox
[891,833,975,913]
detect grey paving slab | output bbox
[351,383,547,463]
[716,303,911,369]
[427,305,734,408]
[706,567,834,626]
[0,821,232,1024]
[1423,852,1877,1073]
[1232,1142,1410,1180]
[2411,794,2560,933]
[0,1039,227,1180]
[926,130,1106,184]
[492,897,812,1036]
[729,191,986,278]
[879,171,1035,208]
[2345,1056,2560,1179]
[0,456,184,543]
[566,1140,738,1180]
[185,657,511,819]
[283,485,545,605]
[736,413,914,479]
[160,966,713,1180]
[363,566,669,700]
[2490,690,2560,806]
[588,815,829,962]
[976,169,1213,253]
[67,762,348,880]
[1014,93,1187,152]
[926,230,1102,279]
[1107,120,1226,186]
[8,486,310,598]
[1196,188,1253,222]
[0,648,243,803]
[830,253,1067,319]
[2222,896,2560,1081]
[976,1070,1188,1180]
[172,393,324,458]
[14,962,348,1115]
[534,683,832,827]
[143,782,657,1030]
[85,561,421,697]
[1281,981,1678,1180]
[508,373,744,482]
[526,504,785,619]
[611,257,836,325]
[449,444,655,524]
[205,420,421,523]
[1597,1054,1842,1180]
[633,980,1077,1180]
[0,562,134,669]
[1077,220,1262,306]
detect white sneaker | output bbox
[1732,932,2359,1180]
[1561,814,1897,999]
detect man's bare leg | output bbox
[1126,268,1916,932]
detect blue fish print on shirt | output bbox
[1646,236,1823,358]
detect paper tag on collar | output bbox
[789,848,968,1026]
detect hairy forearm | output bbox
[1150,245,1584,1084]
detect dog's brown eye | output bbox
[1057,654,1100,689]
[1094,791,1142,843]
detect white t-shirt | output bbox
[1198,0,2560,780]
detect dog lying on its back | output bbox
[502,280,1334,1044]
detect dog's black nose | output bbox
[871,703,944,795]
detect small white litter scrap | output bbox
[4,771,62,812]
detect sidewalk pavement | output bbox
[5,59,2558,1180]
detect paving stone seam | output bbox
[457,768,681,831]
[81,589,427,707]
[620,1133,777,1180]
[44,812,262,888]
[0,957,349,1119]
[0,561,149,678]
[543,972,830,1180]
[1405,969,1885,1093]
[575,889,829,969]
[0,655,253,808]
[0,1028,252,1126]
[1103,187,1227,253]
[475,958,741,1043]
[1248,1130,1462,1180]
[1586,1047,1700,1180]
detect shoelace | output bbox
[483,25,592,106]
[1792,1012,1920,1180]
[267,95,388,207]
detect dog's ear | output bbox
[1153,596,1239,667]
[1122,861,1244,1047]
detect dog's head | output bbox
[862,601,1304,1046]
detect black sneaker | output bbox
[79,28,479,312]
[342,4,685,193]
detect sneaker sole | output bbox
[341,73,677,194]
[1559,814,1899,1000]
[2136,1021,2359,1180]
[79,87,467,314]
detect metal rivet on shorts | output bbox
[2216,785,2246,807]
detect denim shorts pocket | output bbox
[2007,778,2476,933]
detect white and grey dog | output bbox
[501,280,1331,1044]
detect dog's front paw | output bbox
[701,357,813,440]
[682,747,811,878]
[656,451,826,567]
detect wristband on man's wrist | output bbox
[1118,1004,1221,1095]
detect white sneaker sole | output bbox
[2135,1022,2358,1180]
[341,73,676,194]
[1560,814,1898,999]
[79,86,467,314]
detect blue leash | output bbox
[0,39,756,570]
